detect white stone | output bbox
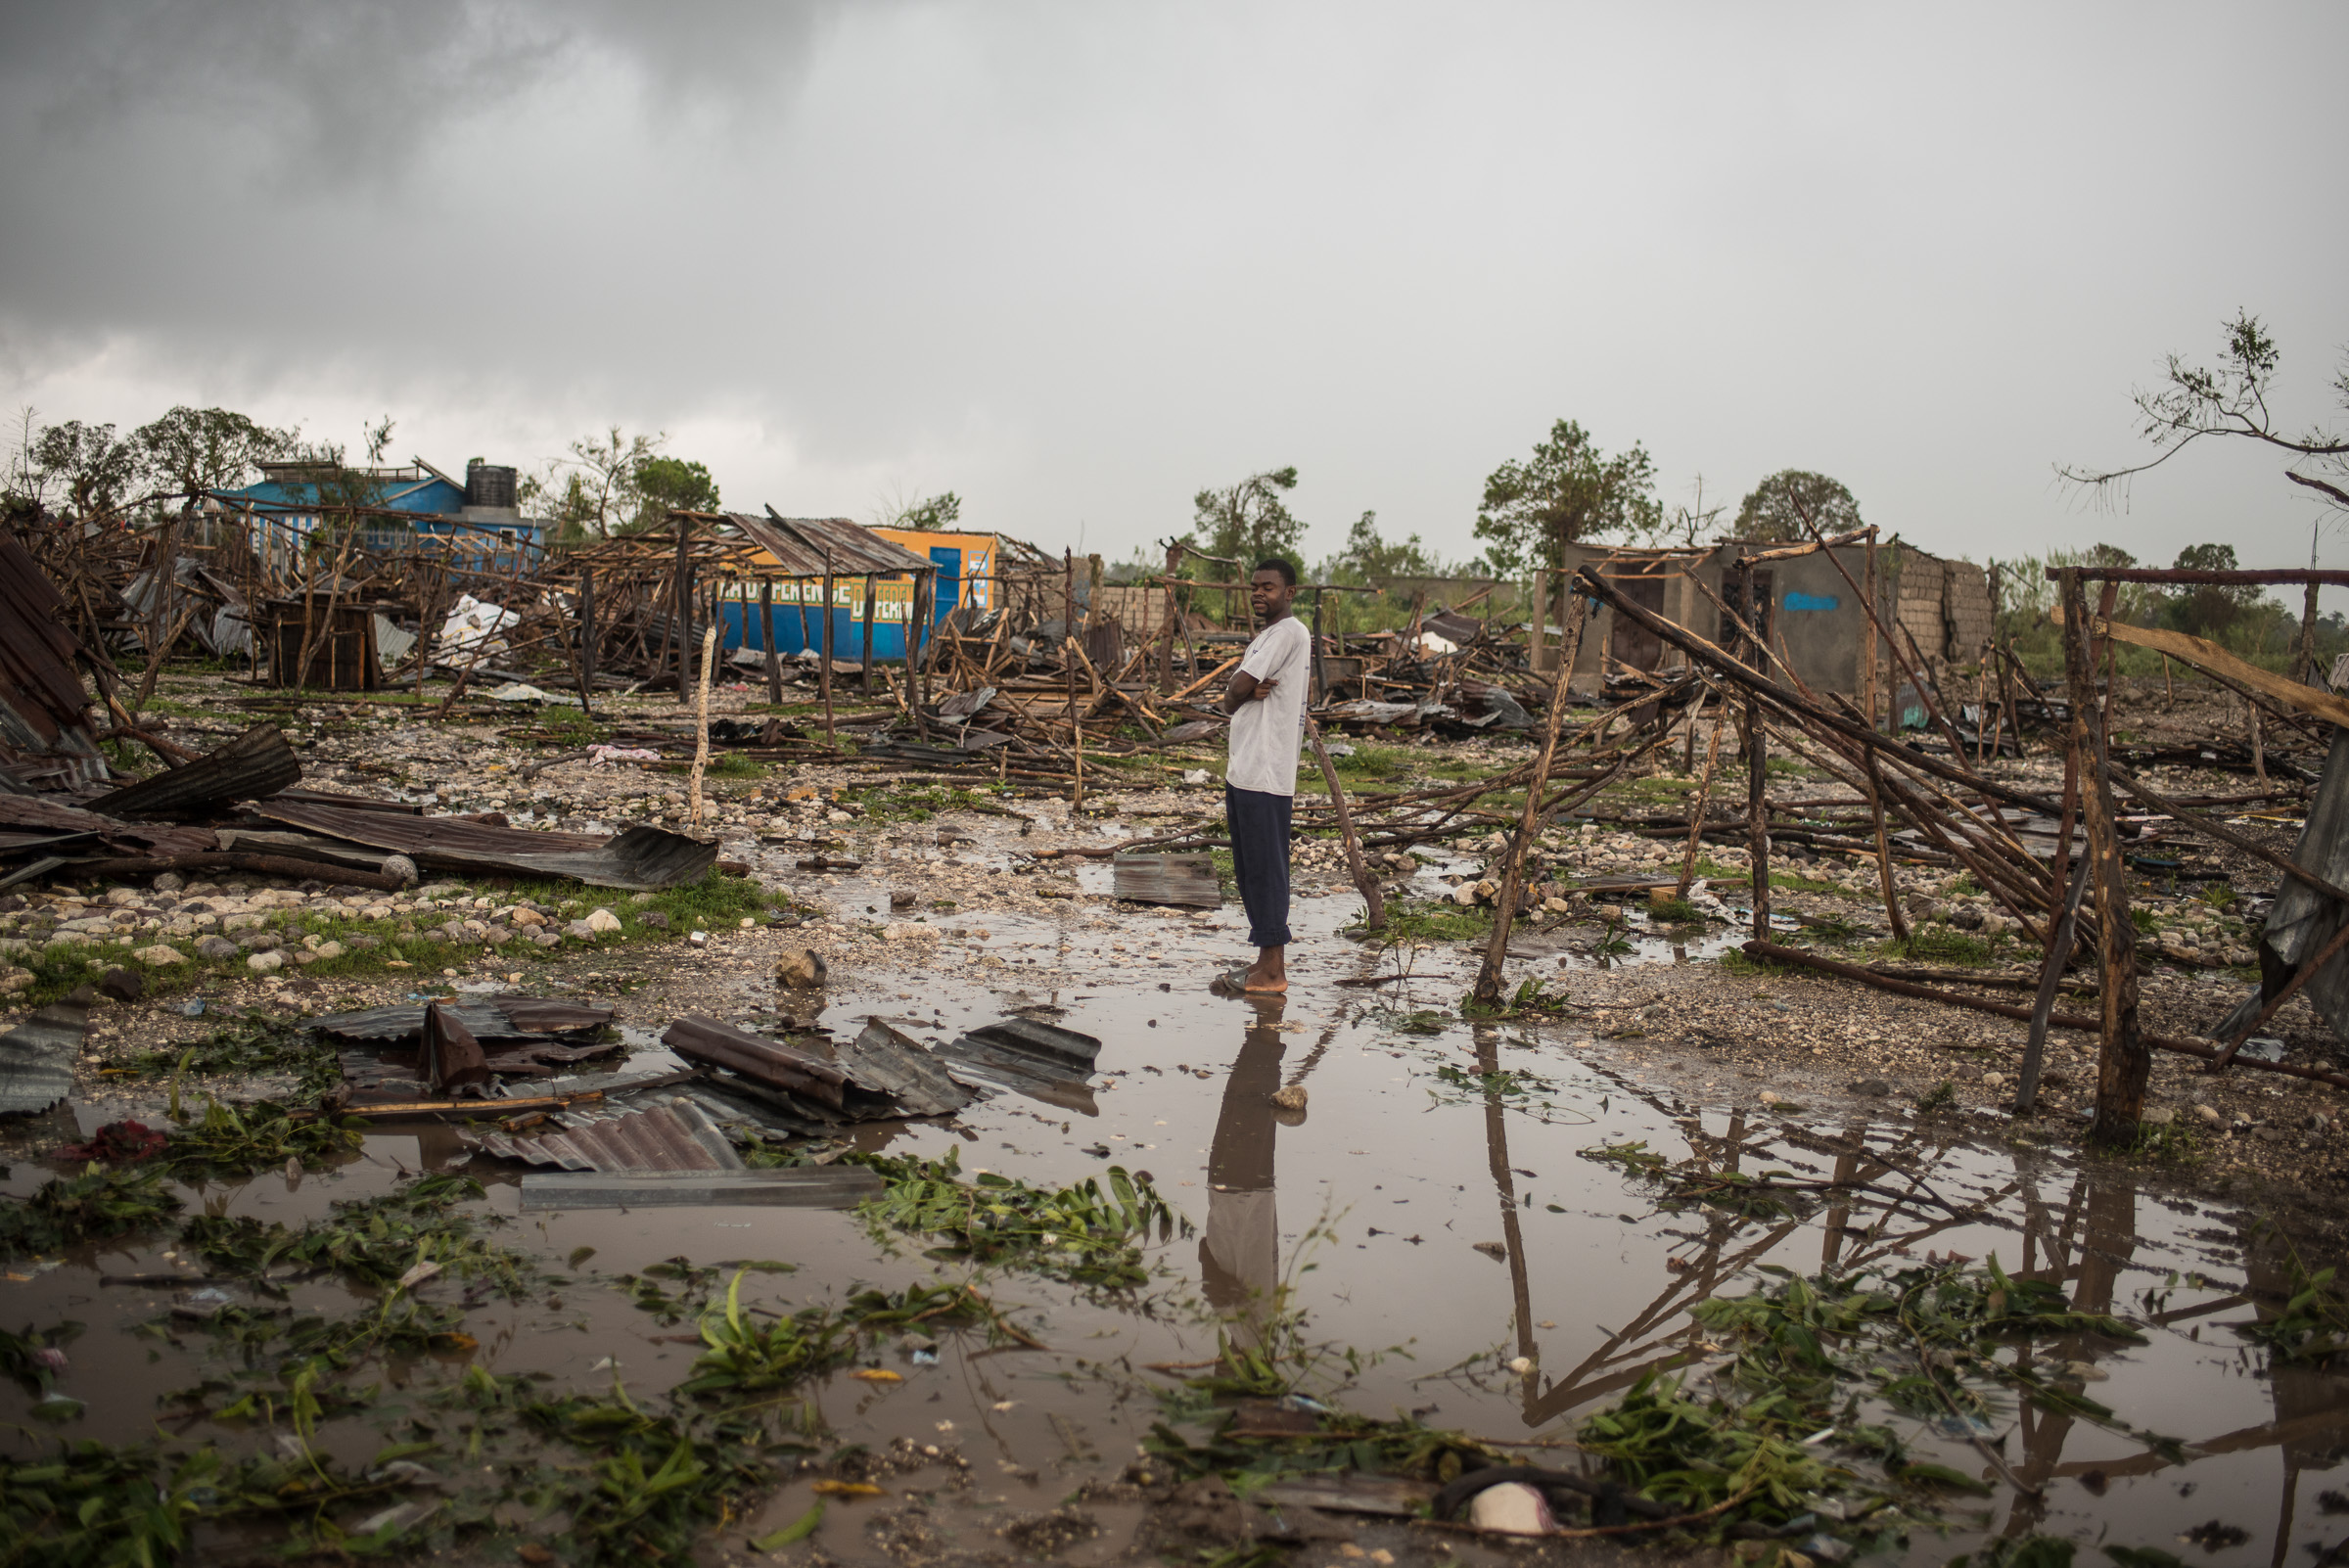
[132,945,187,966]
[247,950,286,974]
[312,941,345,960]
[1466,1482,1556,1535]
[585,908,622,934]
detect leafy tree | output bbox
[2166,542,2266,638]
[1733,469,1862,542]
[1319,509,1434,584]
[1190,467,1307,568]
[541,428,663,539]
[890,491,963,531]
[1472,420,1660,576]
[2059,310,2349,566]
[629,456,720,528]
[131,406,297,503]
[31,420,141,518]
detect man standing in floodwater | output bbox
[1219,558,1309,993]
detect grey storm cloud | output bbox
[1,1,2345,575]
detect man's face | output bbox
[1250,569,1295,620]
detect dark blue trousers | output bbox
[1224,784,1293,948]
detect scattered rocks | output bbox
[246,950,286,974]
[132,945,187,966]
[1851,1079,1893,1097]
[638,910,671,930]
[775,948,829,989]
[195,936,238,960]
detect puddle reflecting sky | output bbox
[6,887,2345,1565]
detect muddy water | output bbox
[7,872,2347,1565]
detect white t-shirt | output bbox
[1226,615,1312,796]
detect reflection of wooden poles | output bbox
[1472,598,1589,1008]
[1473,1026,1541,1408]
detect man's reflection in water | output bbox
[1201,995,1295,1351]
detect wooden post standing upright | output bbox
[819,563,836,746]
[760,581,782,705]
[576,574,596,715]
[671,515,692,705]
[2058,568,2147,1143]
[1738,560,1770,943]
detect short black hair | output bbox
[1254,557,1298,587]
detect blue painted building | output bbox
[219,457,546,569]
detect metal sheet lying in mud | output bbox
[516,1167,881,1210]
[252,801,716,890]
[935,1017,1101,1113]
[664,1016,974,1122]
[1111,853,1221,909]
[0,991,87,1117]
[461,1097,744,1173]
[87,722,300,820]
[312,996,618,1043]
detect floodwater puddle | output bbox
[5,892,2346,1565]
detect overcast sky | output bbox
[3,0,2343,582]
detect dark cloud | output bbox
[1,3,2345,575]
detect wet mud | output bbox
[5,844,2347,1567]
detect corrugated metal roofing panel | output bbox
[253,802,716,890]
[0,529,109,789]
[837,1020,976,1117]
[461,1097,744,1173]
[518,1167,881,1209]
[719,512,934,579]
[0,993,86,1118]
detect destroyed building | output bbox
[1539,537,1995,717]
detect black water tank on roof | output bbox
[465,458,517,510]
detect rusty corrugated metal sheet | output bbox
[0,992,87,1118]
[461,1097,745,1173]
[88,721,300,820]
[0,528,109,789]
[837,1020,976,1117]
[719,513,934,579]
[252,801,715,890]
[0,795,217,857]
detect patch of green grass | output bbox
[839,781,999,822]
[1646,896,1704,924]
[1891,926,1998,966]
[127,1013,343,1095]
[180,1172,532,1296]
[851,1146,1187,1292]
[1914,1079,1958,1112]
[0,1164,183,1261]
[1348,898,1488,944]
[2122,1120,2203,1168]
[1771,868,1860,898]
[1718,946,1792,978]
[11,867,771,1008]
[702,752,769,779]
[162,1096,366,1180]
[2235,1226,2349,1367]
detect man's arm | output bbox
[1221,669,1277,714]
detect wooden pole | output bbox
[1065,548,1082,807]
[911,568,932,740]
[2015,854,2092,1112]
[1471,598,1589,1008]
[760,580,782,705]
[687,623,716,828]
[859,574,877,697]
[2294,577,2324,686]
[1308,715,1384,931]
[1738,561,1770,943]
[671,514,692,705]
[2059,567,2147,1145]
[819,561,835,747]
[1862,528,1880,733]
[1675,704,1725,898]
[576,573,596,715]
